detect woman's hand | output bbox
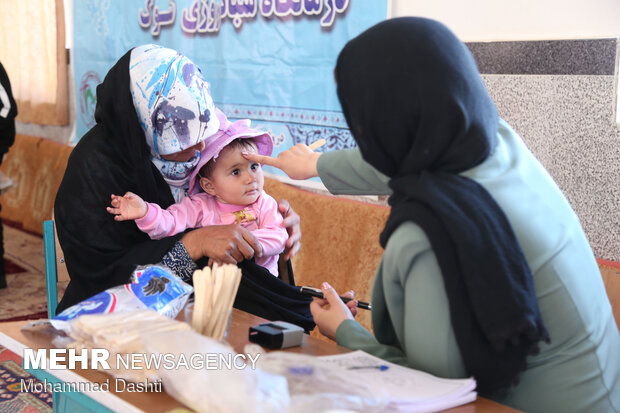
[310,282,356,340]
[181,224,262,264]
[278,200,301,260]
[242,143,322,180]
[340,290,359,318]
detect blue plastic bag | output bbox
[52,265,192,330]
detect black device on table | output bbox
[249,320,304,349]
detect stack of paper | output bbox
[319,350,476,412]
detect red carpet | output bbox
[0,224,54,323]
[0,311,49,323]
[0,345,53,412]
[5,257,28,275]
[1,257,49,322]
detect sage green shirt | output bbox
[317,119,620,413]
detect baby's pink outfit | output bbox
[135,190,286,276]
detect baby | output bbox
[106,109,287,277]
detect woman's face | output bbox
[130,45,219,159]
[150,63,213,154]
[160,141,205,162]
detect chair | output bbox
[278,253,296,286]
[42,219,69,318]
[42,220,107,412]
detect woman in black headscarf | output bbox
[244,17,620,412]
[55,45,313,331]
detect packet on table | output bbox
[51,265,192,331]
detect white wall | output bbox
[390,0,620,41]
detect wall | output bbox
[469,40,619,261]
[390,2,620,260]
[15,67,76,145]
[24,0,620,143]
[390,0,620,41]
[16,1,620,260]
[14,0,75,145]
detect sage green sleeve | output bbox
[336,222,466,378]
[335,319,409,366]
[316,148,391,196]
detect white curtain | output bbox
[0,0,68,125]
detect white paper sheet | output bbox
[319,350,477,413]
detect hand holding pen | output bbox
[308,282,363,340]
[300,286,372,310]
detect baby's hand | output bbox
[106,192,148,221]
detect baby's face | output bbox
[205,144,264,205]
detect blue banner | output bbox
[74,1,387,181]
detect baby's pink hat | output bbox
[188,108,273,195]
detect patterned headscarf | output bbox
[130,44,220,201]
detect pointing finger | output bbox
[242,151,279,168]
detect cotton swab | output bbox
[213,265,242,340]
[191,269,205,333]
[190,263,243,340]
[205,263,225,336]
[308,138,326,150]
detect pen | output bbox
[299,286,372,310]
[348,365,389,371]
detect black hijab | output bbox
[55,49,184,312]
[54,49,313,330]
[335,17,549,395]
